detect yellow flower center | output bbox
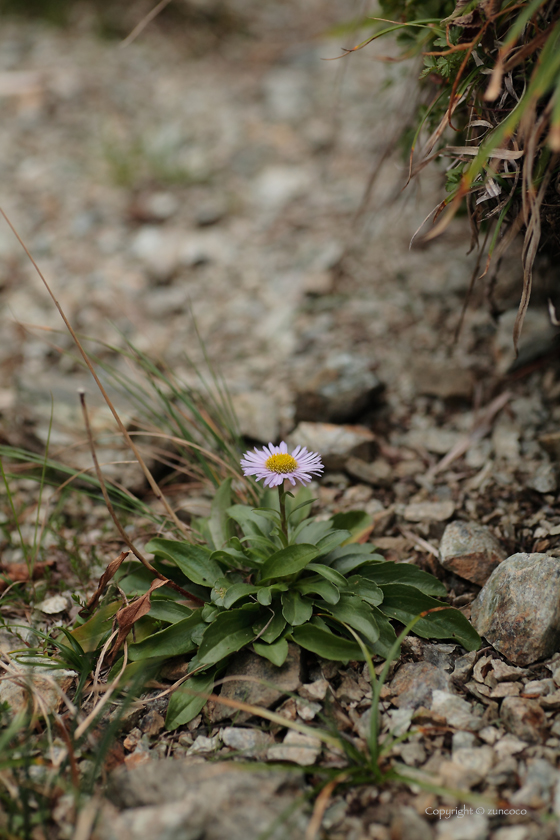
[264,453,298,474]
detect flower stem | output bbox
[278,483,288,540]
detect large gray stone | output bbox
[210,644,302,723]
[471,553,560,665]
[439,520,506,586]
[500,696,546,744]
[390,661,450,710]
[98,761,306,840]
[294,354,383,424]
[287,422,375,471]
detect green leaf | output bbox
[201,603,220,622]
[251,508,282,526]
[149,600,193,624]
[343,576,384,607]
[210,546,249,568]
[71,602,120,652]
[322,543,381,567]
[364,562,447,597]
[211,576,232,606]
[257,586,273,606]
[259,544,320,583]
[291,624,366,661]
[239,534,279,555]
[286,486,315,526]
[208,478,235,550]
[196,606,260,666]
[332,553,384,575]
[379,585,481,650]
[145,538,223,588]
[116,564,181,599]
[256,583,288,606]
[228,504,273,539]
[315,530,352,555]
[165,669,217,731]
[281,591,313,626]
[222,582,260,609]
[321,594,379,647]
[306,563,348,588]
[253,637,289,667]
[296,576,340,605]
[329,511,372,542]
[293,519,333,545]
[370,605,398,658]
[254,605,286,643]
[128,612,204,661]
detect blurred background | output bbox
[1,0,557,521]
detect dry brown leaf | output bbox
[107,578,168,665]
[79,551,129,618]
[0,560,54,591]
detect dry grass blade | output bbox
[79,551,129,618]
[305,772,349,840]
[514,155,556,351]
[428,391,512,477]
[120,0,173,48]
[108,579,168,666]
[79,390,202,604]
[0,207,190,539]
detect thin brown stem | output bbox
[79,390,203,605]
[0,206,190,539]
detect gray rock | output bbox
[221,727,273,757]
[195,198,227,227]
[491,419,520,463]
[405,428,464,456]
[287,422,375,471]
[0,665,76,715]
[451,731,476,753]
[412,360,473,400]
[470,553,560,665]
[389,806,434,840]
[36,594,69,615]
[266,730,321,766]
[100,761,306,840]
[430,690,482,731]
[210,644,302,723]
[500,696,546,744]
[527,462,557,494]
[403,500,455,522]
[435,813,488,840]
[130,226,182,281]
[539,432,560,461]
[439,520,506,586]
[231,392,279,444]
[345,456,392,486]
[486,756,519,787]
[262,68,310,123]
[294,354,383,424]
[131,191,179,222]
[451,650,477,685]
[396,741,427,767]
[510,758,559,808]
[252,165,312,212]
[450,746,495,780]
[390,661,450,710]
[298,678,328,701]
[186,734,221,755]
[493,733,528,759]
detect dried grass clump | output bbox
[348,0,560,348]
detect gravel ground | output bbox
[1,2,560,839]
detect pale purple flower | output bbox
[241,441,324,488]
